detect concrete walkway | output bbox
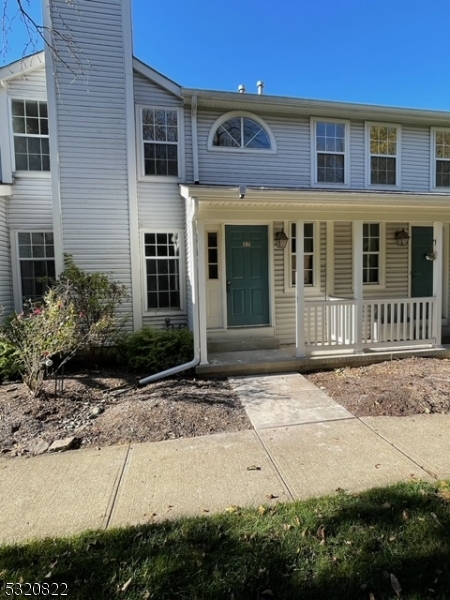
[1,372,450,545]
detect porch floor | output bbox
[196,344,450,377]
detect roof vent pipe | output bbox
[238,84,246,93]
[257,80,264,95]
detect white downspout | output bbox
[191,95,199,184]
[139,197,200,385]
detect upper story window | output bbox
[140,108,179,177]
[208,112,275,152]
[432,129,450,189]
[366,123,400,187]
[12,100,50,172]
[312,120,349,185]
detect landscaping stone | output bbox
[27,439,50,455]
[48,436,79,453]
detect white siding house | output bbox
[1,0,450,375]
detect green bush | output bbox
[0,337,21,381]
[121,327,194,374]
[58,254,129,361]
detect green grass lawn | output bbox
[1,480,450,599]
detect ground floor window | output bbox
[363,223,380,284]
[144,232,181,310]
[290,222,315,286]
[17,232,55,303]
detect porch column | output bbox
[352,221,363,353]
[433,222,443,345]
[295,220,306,357]
[197,221,209,365]
[326,221,334,298]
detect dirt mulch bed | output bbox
[0,371,251,458]
[306,357,450,417]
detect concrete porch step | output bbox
[207,336,280,353]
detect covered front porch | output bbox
[181,186,450,373]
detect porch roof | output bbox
[180,184,450,221]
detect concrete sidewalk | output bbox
[1,373,449,546]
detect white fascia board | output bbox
[182,88,450,125]
[132,57,182,99]
[0,52,45,84]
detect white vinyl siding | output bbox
[0,200,12,317]
[48,0,133,324]
[402,126,430,192]
[197,110,310,187]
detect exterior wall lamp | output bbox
[275,229,289,249]
[395,228,410,247]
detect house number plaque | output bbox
[243,242,251,247]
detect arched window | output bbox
[209,113,275,151]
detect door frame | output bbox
[204,220,275,332]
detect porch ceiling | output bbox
[181,185,450,222]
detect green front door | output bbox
[225,225,270,327]
[411,226,433,297]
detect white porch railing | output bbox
[304,297,437,352]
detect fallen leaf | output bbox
[301,527,309,538]
[375,464,381,469]
[317,525,326,540]
[282,523,293,531]
[390,573,401,597]
[389,535,397,542]
[295,516,301,526]
[369,593,376,600]
[266,493,278,500]
[261,590,274,598]
[225,505,240,513]
[382,502,391,509]
[44,571,52,579]
[402,510,410,521]
[258,506,267,515]
[247,465,261,471]
[121,578,133,593]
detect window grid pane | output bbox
[213,116,271,150]
[290,223,314,287]
[12,100,50,172]
[316,122,346,184]
[142,109,179,177]
[145,232,181,309]
[18,231,55,303]
[435,132,450,187]
[363,224,380,285]
[369,126,397,185]
[207,232,218,280]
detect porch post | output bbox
[326,221,334,298]
[352,221,363,353]
[295,220,306,357]
[433,221,443,345]
[197,220,209,365]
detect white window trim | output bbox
[136,104,185,182]
[310,118,350,187]
[362,222,386,290]
[430,127,450,192]
[10,229,55,311]
[10,98,50,174]
[365,122,401,189]
[141,228,185,316]
[283,221,321,295]
[207,111,277,154]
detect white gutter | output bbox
[139,197,201,385]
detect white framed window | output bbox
[311,119,349,186]
[365,123,400,187]
[11,100,50,172]
[207,232,219,280]
[431,128,450,190]
[138,106,181,178]
[288,222,317,288]
[363,223,383,285]
[208,111,276,152]
[15,231,55,304]
[143,231,184,312]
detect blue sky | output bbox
[3,0,450,110]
